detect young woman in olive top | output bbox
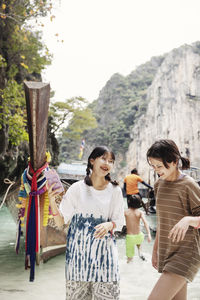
[147,139,200,300]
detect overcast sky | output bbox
[41,0,200,103]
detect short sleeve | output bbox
[137,175,143,183]
[59,182,78,224]
[153,180,159,198]
[186,179,200,216]
[110,186,125,231]
[124,177,127,183]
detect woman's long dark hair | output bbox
[84,146,118,186]
[147,139,190,170]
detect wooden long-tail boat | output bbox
[4,81,70,275]
[24,81,68,264]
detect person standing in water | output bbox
[147,139,200,300]
[125,194,151,263]
[123,168,152,205]
[48,146,124,300]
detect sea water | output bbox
[0,206,200,300]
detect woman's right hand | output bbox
[152,250,158,270]
[94,222,113,239]
[47,183,62,198]
[47,183,64,227]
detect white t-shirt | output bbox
[59,180,124,282]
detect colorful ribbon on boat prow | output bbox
[16,152,53,282]
[25,161,48,281]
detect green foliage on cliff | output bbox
[0,0,58,192]
[0,0,53,150]
[0,79,28,145]
[59,56,165,161]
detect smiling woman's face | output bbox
[90,152,114,176]
[148,157,178,181]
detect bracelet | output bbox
[194,216,200,229]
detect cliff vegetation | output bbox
[59,56,165,162]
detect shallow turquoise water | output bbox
[0,205,200,300]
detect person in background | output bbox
[125,194,151,263]
[123,168,152,205]
[48,146,124,300]
[147,139,200,300]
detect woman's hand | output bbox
[94,222,113,239]
[168,216,190,243]
[47,183,64,227]
[152,250,158,270]
[47,183,63,203]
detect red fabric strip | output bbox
[26,162,49,252]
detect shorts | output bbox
[66,280,120,300]
[126,232,144,258]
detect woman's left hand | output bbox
[94,222,113,239]
[168,216,190,242]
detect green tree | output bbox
[0,0,53,153]
[0,0,57,191]
[64,107,97,140]
[53,98,97,162]
[49,97,97,136]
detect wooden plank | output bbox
[24,81,50,171]
[24,81,50,264]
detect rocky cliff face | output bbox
[123,43,200,184]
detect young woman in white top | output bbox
[48,146,124,300]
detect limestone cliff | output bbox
[123,43,200,184]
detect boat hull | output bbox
[5,182,68,262]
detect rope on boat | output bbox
[0,178,15,210]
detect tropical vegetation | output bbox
[59,56,165,162]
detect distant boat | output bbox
[57,162,87,179]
